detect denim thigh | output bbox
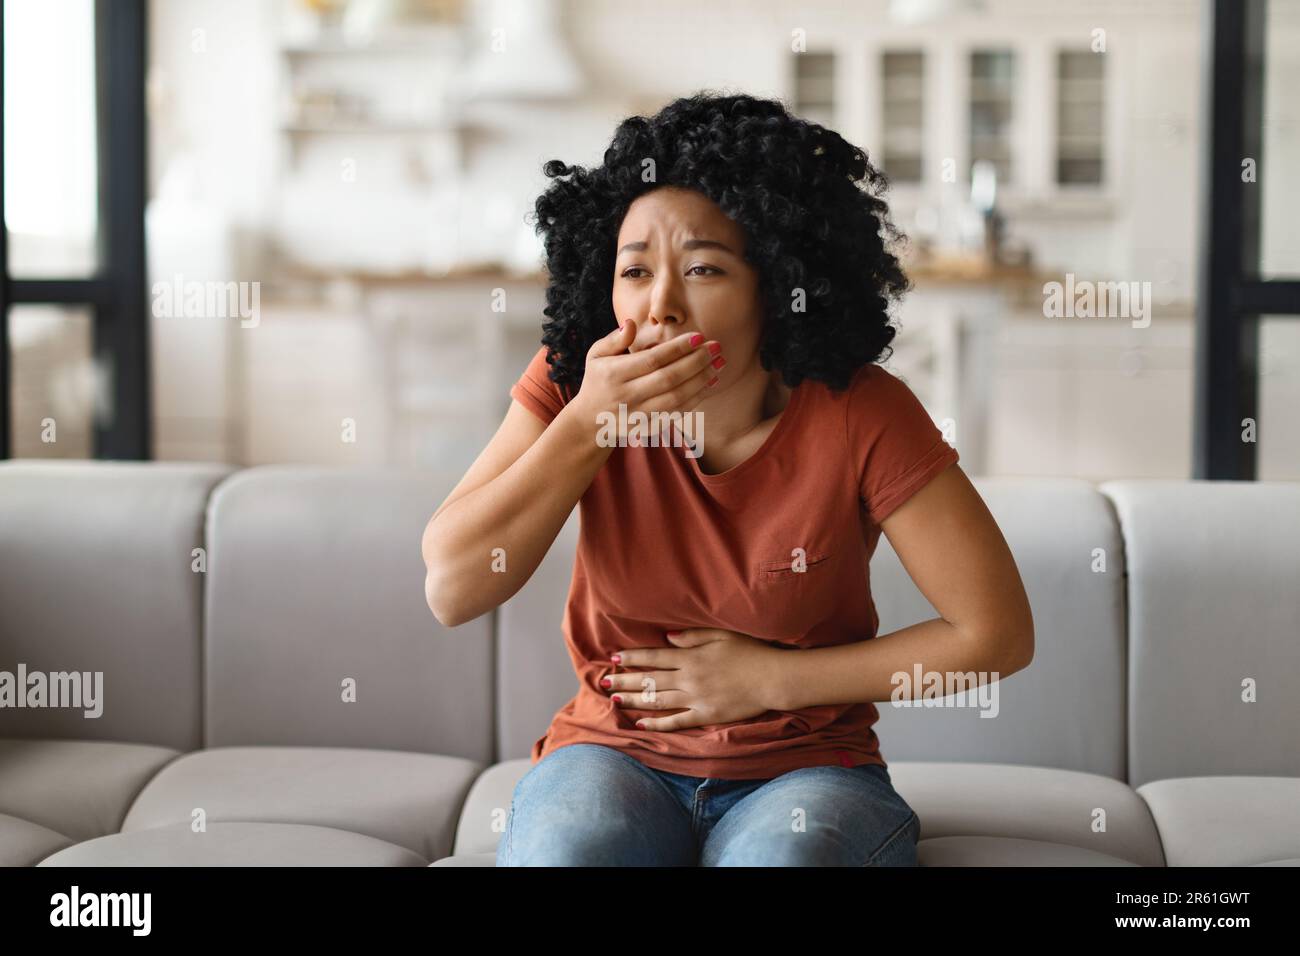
[496,743,696,866]
[699,762,921,866]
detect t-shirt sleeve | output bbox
[509,345,571,426]
[845,364,959,526]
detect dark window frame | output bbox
[0,0,149,460]
[1195,0,1300,479]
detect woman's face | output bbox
[612,186,764,374]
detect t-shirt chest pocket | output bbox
[749,546,841,642]
[754,548,833,578]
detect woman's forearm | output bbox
[771,617,1031,711]
[424,402,611,626]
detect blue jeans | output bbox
[496,742,921,866]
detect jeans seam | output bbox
[861,810,920,867]
[503,777,527,866]
[691,792,706,842]
[502,793,514,865]
[640,764,700,824]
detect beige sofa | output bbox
[1,460,1297,866]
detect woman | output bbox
[422,92,1034,866]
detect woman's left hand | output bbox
[602,628,788,730]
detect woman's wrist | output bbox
[555,399,615,468]
[764,649,803,711]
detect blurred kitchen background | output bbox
[3,0,1298,480]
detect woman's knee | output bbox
[498,744,692,866]
[702,766,922,866]
[502,814,643,866]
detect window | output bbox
[969,50,1015,185]
[1056,50,1105,185]
[881,51,924,183]
[1,0,148,459]
[3,0,99,279]
[6,305,96,457]
[793,51,835,128]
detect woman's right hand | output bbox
[568,319,723,445]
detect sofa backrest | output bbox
[0,460,232,750]
[8,461,1295,789]
[1101,479,1300,787]
[497,478,1130,780]
[202,465,494,761]
[497,508,582,762]
[872,478,1127,779]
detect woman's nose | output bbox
[645,311,682,330]
[647,274,686,324]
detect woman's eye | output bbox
[621,265,718,279]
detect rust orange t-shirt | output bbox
[509,344,959,780]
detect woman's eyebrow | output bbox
[616,238,736,256]
[682,238,735,254]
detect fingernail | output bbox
[611,695,622,703]
[689,332,704,347]
[666,630,681,638]
[706,375,719,387]
[600,677,612,688]
[711,356,726,370]
[610,654,621,664]
[636,721,646,729]
[707,342,722,356]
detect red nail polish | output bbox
[707,342,722,356]
[610,654,621,664]
[611,695,622,703]
[711,356,726,370]
[600,677,611,688]
[689,332,704,347]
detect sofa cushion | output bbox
[38,822,428,866]
[496,510,581,762]
[120,746,482,861]
[1137,775,1300,866]
[917,835,1137,866]
[0,739,180,843]
[1101,480,1300,786]
[429,852,497,866]
[0,813,74,867]
[890,762,1165,865]
[449,758,528,855]
[872,479,1128,778]
[203,466,494,760]
[0,461,232,749]
[430,841,1137,866]
[447,757,1165,866]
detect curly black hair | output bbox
[529,89,911,399]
